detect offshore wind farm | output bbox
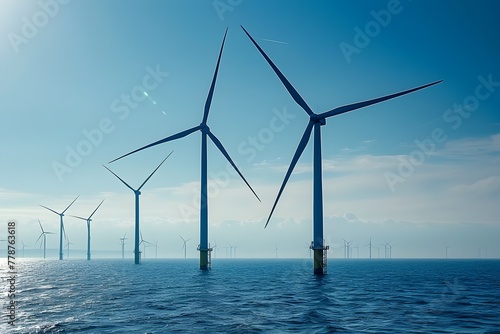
[1,1,499,332]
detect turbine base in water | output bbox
[199,246,213,270]
[313,245,329,275]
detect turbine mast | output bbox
[199,129,209,269]
[313,122,328,274]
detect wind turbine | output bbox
[388,243,394,258]
[21,240,29,258]
[120,233,127,259]
[241,26,442,275]
[365,238,373,259]
[352,244,360,258]
[109,29,261,270]
[381,242,389,258]
[104,152,172,264]
[36,219,54,259]
[275,244,278,258]
[40,196,79,260]
[139,231,153,259]
[342,239,352,259]
[70,199,105,261]
[152,241,159,259]
[444,243,451,259]
[212,242,219,258]
[65,237,74,259]
[180,235,191,259]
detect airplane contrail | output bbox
[259,38,289,45]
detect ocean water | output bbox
[1,258,499,333]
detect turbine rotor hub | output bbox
[200,123,210,133]
[310,115,326,126]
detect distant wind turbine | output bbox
[212,241,219,258]
[342,239,352,259]
[40,196,79,260]
[180,235,191,259]
[365,238,373,259]
[21,240,29,258]
[152,241,159,259]
[139,231,153,259]
[241,25,442,275]
[36,219,54,259]
[120,233,127,259]
[275,244,278,258]
[65,237,74,259]
[444,244,451,259]
[381,242,390,258]
[70,199,105,261]
[109,29,261,270]
[104,152,172,264]
[388,243,394,258]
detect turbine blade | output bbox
[70,215,87,221]
[179,235,186,242]
[265,121,314,228]
[62,222,67,240]
[241,25,314,116]
[207,130,261,202]
[35,233,43,244]
[109,126,200,163]
[62,195,79,214]
[88,199,105,219]
[103,165,135,192]
[40,205,59,215]
[202,28,228,125]
[319,80,443,119]
[138,151,173,191]
[38,219,45,233]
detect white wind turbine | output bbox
[180,235,191,259]
[36,219,54,259]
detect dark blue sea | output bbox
[2,259,499,333]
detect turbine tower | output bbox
[36,219,54,259]
[366,238,373,259]
[120,233,127,259]
[109,29,260,270]
[70,199,105,261]
[444,243,451,259]
[104,152,172,264]
[40,196,79,260]
[241,26,442,275]
[65,236,74,259]
[180,235,191,259]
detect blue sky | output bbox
[0,0,499,259]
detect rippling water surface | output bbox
[2,259,499,333]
